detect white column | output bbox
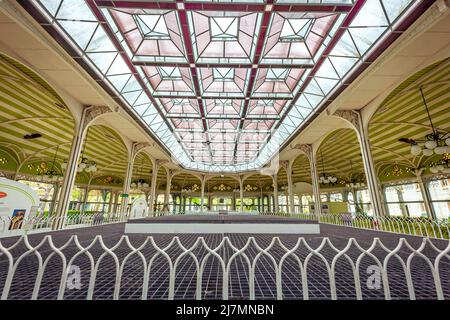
[121,154,134,220]
[272,174,279,213]
[239,177,244,213]
[108,190,114,215]
[164,170,172,213]
[309,151,321,215]
[287,164,294,214]
[354,111,386,216]
[54,113,87,229]
[417,174,434,219]
[200,175,206,212]
[149,161,159,216]
[298,194,303,213]
[54,106,112,230]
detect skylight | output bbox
[213,68,235,82]
[279,18,314,42]
[30,0,419,172]
[266,68,290,81]
[210,17,239,41]
[134,14,171,40]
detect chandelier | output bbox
[130,160,149,189]
[429,153,450,174]
[61,127,97,173]
[400,88,450,156]
[345,160,365,189]
[130,179,149,189]
[39,146,64,182]
[318,151,337,184]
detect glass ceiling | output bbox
[31,0,417,172]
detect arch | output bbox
[130,152,153,190]
[0,51,77,181]
[0,52,71,115]
[315,128,366,191]
[291,153,312,184]
[368,58,450,182]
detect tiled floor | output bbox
[0,223,449,300]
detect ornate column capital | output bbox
[83,105,114,128]
[279,160,289,171]
[155,159,169,166]
[132,142,149,155]
[292,144,313,160]
[168,169,178,177]
[332,110,360,130]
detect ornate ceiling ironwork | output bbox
[25,0,424,172]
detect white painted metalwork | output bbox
[0,235,448,300]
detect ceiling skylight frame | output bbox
[29,0,423,173]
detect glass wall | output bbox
[18,180,56,215]
[350,189,373,216]
[384,183,426,217]
[69,186,86,211]
[301,195,313,213]
[84,189,111,213]
[330,192,343,202]
[428,179,450,220]
[212,196,232,211]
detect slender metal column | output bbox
[54,112,87,229]
[149,161,159,216]
[355,111,386,216]
[49,183,60,215]
[200,175,206,212]
[310,151,321,215]
[239,177,244,213]
[416,174,435,219]
[121,154,134,220]
[164,170,173,213]
[281,160,295,213]
[272,174,279,213]
[54,106,112,229]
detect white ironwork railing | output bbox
[155,211,450,240]
[1,211,449,241]
[0,235,449,300]
[0,214,126,236]
[298,213,450,240]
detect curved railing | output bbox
[1,211,449,241]
[0,214,126,236]
[153,211,450,240]
[307,213,449,240]
[0,235,448,300]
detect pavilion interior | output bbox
[0,0,449,221]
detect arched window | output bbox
[384,183,426,218]
[427,179,450,220]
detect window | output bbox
[384,183,426,218]
[330,192,343,202]
[213,68,235,82]
[301,194,313,213]
[158,66,182,80]
[346,190,373,216]
[279,18,314,42]
[428,179,450,220]
[134,14,171,40]
[18,180,55,215]
[210,17,239,41]
[83,189,111,213]
[69,186,86,211]
[266,68,289,82]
